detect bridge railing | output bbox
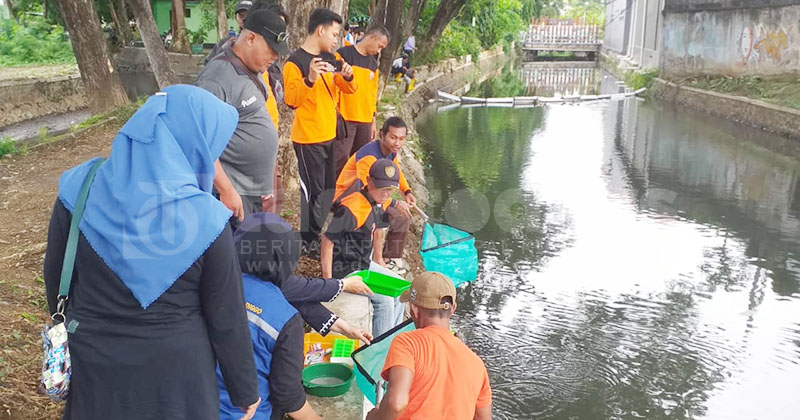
[523,24,601,45]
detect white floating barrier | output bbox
[436,88,646,107]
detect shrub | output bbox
[426,23,482,63]
[0,15,75,66]
[625,69,659,90]
[0,137,17,155]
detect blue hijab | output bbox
[58,85,238,308]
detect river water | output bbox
[416,63,800,419]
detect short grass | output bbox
[686,75,800,110]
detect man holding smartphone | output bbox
[283,8,357,251]
[333,25,390,177]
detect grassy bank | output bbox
[684,75,800,110]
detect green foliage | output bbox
[624,68,658,90]
[20,312,38,323]
[418,0,540,62]
[348,0,371,25]
[186,28,206,45]
[520,0,543,23]
[426,22,481,63]
[560,0,605,24]
[0,137,17,155]
[0,15,75,66]
[461,0,525,49]
[197,0,223,41]
[72,101,142,133]
[687,75,800,110]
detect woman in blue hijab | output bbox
[43,85,260,420]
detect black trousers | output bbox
[293,140,335,244]
[334,120,372,177]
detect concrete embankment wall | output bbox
[0,75,87,128]
[661,0,800,78]
[652,78,800,141]
[114,47,205,77]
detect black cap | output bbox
[235,0,253,13]
[243,9,290,56]
[369,159,400,189]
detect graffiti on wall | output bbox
[740,25,792,66]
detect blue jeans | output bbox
[370,294,405,338]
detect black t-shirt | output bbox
[269,313,306,419]
[324,189,389,278]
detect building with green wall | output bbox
[151,0,237,44]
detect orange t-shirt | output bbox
[381,326,492,419]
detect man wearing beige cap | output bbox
[366,272,493,420]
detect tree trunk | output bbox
[281,0,349,51]
[42,0,47,19]
[367,0,379,17]
[371,0,387,26]
[116,0,134,45]
[170,0,190,53]
[55,0,129,113]
[375,0,403,83]
[325,0,348,21]
[417,0,467,59]
[129,0,179,88]
[215,0,227,42]
[401,0,427,41]
[107,0,124,44]
[6,0,14,20]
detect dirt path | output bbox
[0,122,120,420]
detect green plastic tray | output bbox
[332,338,356,358]
[350,269,411,297]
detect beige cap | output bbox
[400,271,456,310]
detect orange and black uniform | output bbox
[334,45,380,176]
[333,141,412,259]
[334,140,411,202]
[283,48,357,242]
[324,189,390,279]
[262,72,280,129]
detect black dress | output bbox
[43,200,258,420]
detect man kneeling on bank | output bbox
[321,159,405,337]
[367,272,493,420]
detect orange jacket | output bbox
[334,140,411,202]
[283,49,357,144]
[337,46,379,124]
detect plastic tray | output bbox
[350,269,411,297]
[332,338,356,358]
[303,332,361,365]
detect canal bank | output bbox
[650,78,800,142]
[600,49,800,143]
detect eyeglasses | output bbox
[263,26,289,43]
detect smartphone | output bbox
[323,58,343,72]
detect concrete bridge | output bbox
[522,23,602,60]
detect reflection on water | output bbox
[417,70,800,419]
[466,62,601,98]
[521,63,600,96]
